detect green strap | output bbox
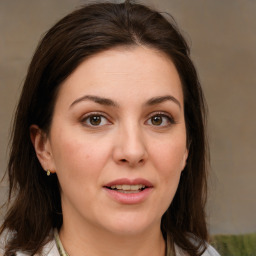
[54,229,69,256]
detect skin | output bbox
[31,46,188,256]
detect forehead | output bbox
[55,46,184,109]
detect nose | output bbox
[112,123,148,168]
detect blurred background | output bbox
[0,0,255,237]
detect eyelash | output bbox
[80,112,176,128]
[80,112,111,127]
[146,112,176,127]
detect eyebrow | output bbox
[70,95,118,108]
[69,94,181,109]
[145,95,181,109]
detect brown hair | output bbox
[1,1,208,255]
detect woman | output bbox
[0,1,220,256]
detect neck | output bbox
[59,221,166,256]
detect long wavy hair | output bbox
[0,1,208,255]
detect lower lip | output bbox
[103,187,153,204]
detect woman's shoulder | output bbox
[0,229,13,256]
[174,235,221,256]
[175,243,220,256]
[203,245,220,256]
[201,244,220,256]
[15,239,58,256]
[0,229,59,256]
[190,234,221,256]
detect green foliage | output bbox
[211,233,256,256]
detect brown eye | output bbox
[151,115,163,126]
[82,114,110,127]
[89,116,102,126]
[146,113,174,127]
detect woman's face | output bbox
[39,46,188,235]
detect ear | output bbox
[181,148,189,171]
[30,125,56,173]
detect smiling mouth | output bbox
[105,184,147,194]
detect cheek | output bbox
[151,140,187,175]
[50,132,113,212]
[149,138,187,195]
[50,128,111,183]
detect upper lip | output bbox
[104,178,153,188]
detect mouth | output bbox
[104,184,148,194]
[103,178,153,204]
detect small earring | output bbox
[46,170,51,176]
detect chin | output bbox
[100,212,160,236]
[106,224,151,236]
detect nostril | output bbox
[118,158,145,166]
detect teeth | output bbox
[119,190,139,194]
[110,184,146,190]
[122,185,131,190]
